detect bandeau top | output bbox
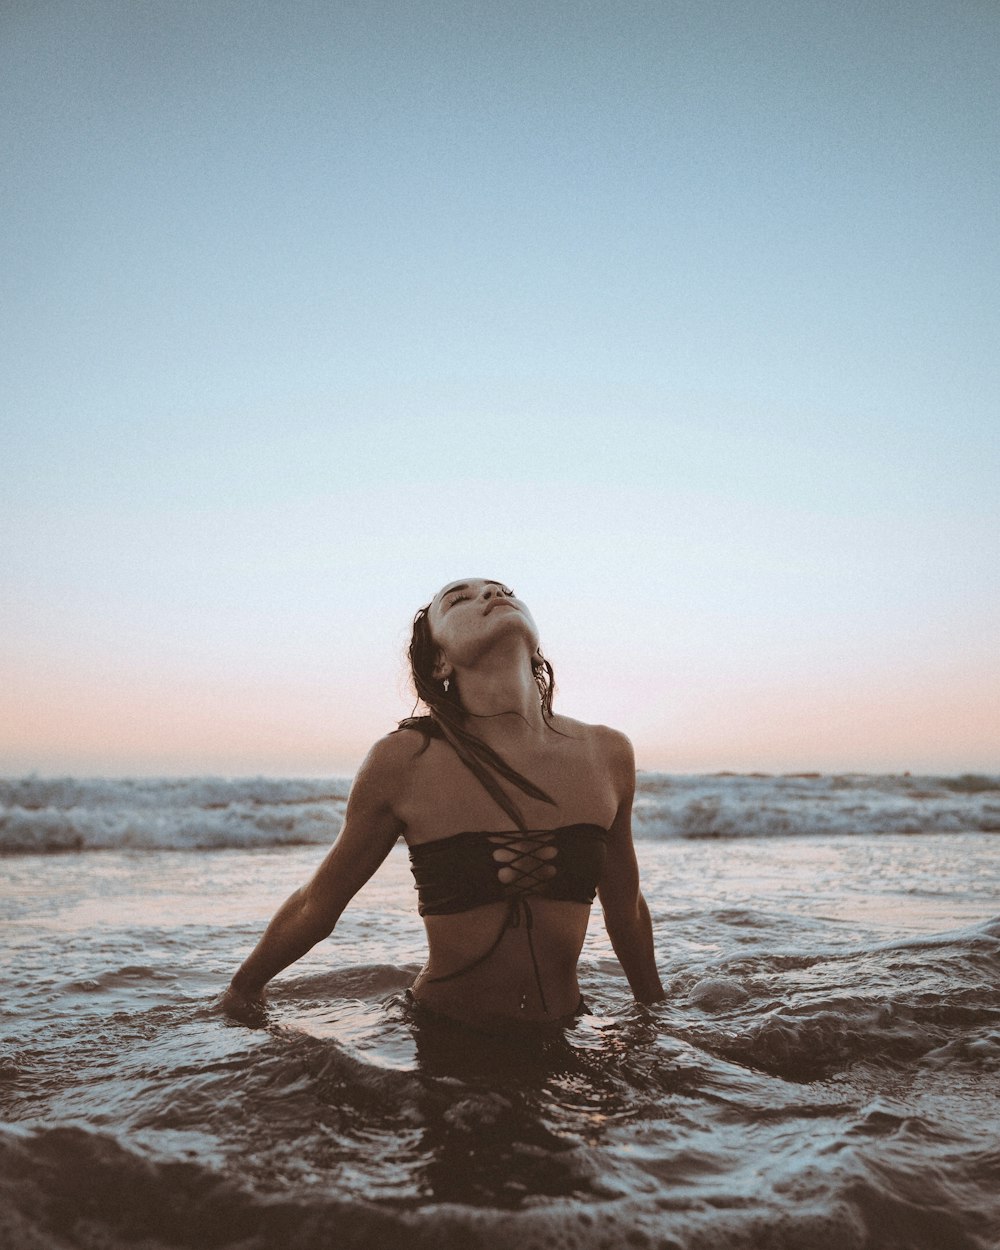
[408,823,609,917]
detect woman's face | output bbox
[427,578,540,672]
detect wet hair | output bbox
[395,600,560,829]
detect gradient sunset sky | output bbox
[3,1,998,777]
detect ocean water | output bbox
[2,773,999,1250]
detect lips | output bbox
[485,599,517,615]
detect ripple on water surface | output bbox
[1,837,999,1248]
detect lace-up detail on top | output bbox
[487,831,559,894]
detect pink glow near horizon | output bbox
[4,646,997,777]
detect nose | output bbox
[482,584,508,602]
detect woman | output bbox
[222,578,664,1032]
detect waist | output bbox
[421,895,590,964]
[404,987,588,1037]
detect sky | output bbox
[2,0,998,777]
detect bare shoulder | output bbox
[579,724,636,834]
[365,726,429,767]
[593,725,636,796]
[549,715,635,777]
[348,728,427,809]
[593,722,635,764]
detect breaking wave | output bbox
[1,771,997,854]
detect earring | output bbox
[443,678,450,692]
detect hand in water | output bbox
[220,984,269,1028]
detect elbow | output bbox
[296,887,340,943]
[602,890,645,933]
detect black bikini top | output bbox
[407,824,609,1013]
[408,823,609,916]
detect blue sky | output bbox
[2,1,997,775]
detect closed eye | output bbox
[443,581,514,608]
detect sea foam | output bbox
[0,772,997,854]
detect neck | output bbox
[451,646,548,747]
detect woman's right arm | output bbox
[222,731,414,1022]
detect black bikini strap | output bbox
[520,897,548,1013]
[424,895,549,1013]
[425,896,521,987]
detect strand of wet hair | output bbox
[434,692,556,795]
[395,713,534,830]
[405,674,560,830]
[419,675,557,825]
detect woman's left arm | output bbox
[596,729,666,1004]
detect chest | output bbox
[399,731,618,844]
